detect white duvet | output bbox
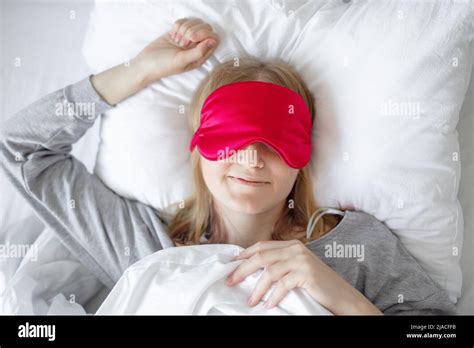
[96,244,333,315]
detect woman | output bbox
[1,18,455,315]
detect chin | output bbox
[226,196,271,214]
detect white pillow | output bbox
[82,0,473,303]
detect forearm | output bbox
[91,16,220,105]
[307,265,383,315]
[338,292,383,315]
[91,58,149,106]
[321,280,383,315]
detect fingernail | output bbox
[248,297,255,306]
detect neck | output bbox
[213,199,286,248]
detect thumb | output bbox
[179,38,216,66]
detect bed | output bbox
[1,0,473,314]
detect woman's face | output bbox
[200,142,299,214]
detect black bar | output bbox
[0,315,473,346]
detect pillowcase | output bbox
[82,0,473,303]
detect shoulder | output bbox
[335,210,398,247]
[344,211,456,314]
[308,210,456,314]
[344,210,390,232]
[337,210,413,266]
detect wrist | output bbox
[91,58,151,106]
[334,289,383,315]
[310,273,382,315]
[131,56,159,89]
[347,296,383,315]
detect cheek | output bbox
[266,151,299,190]
[270,165,299,198]
[200,158,229,194]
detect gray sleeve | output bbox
[0,76,166,289]
[355,215,457,316]
[307,211,457,315]
[372,234,457,316]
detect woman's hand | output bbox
[225,240,383,315]
[134,17,219,85]
[91,17,218,106]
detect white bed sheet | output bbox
[96,244,333,315]
[0,0,105,314]
[0,0,473,314]
[457,66,474,315]
[1,0,100,227]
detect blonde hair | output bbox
[167,56,339,246]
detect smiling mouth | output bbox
[227,175,270,186]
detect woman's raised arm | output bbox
[0,18,219,289]
[92,17,218,105]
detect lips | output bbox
[228,175,269,183]
[227,175,270,187]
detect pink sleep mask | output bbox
[189,80,312,169]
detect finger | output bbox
[185,30,218,49]
[179,38,216,69]
[264,272,299,309]
[170,17,188,40]
[175,18,203,46]
[234,240,301,261]
[185,24,217,43]
[247,259,293,307]
[189,40,216,65]
[226,248,284,286]
[182,22,211,40]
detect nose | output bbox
[238,142,265,169]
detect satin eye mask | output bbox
[189,80,312,169]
